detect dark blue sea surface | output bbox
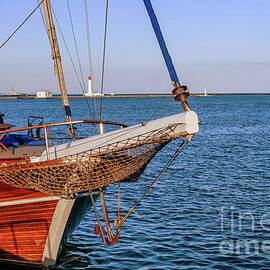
[1,95,269,269]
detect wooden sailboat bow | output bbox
[42,0,75,139]
[0,2,200,266]
[0,1,199,199]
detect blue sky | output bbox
[1,0,270,94]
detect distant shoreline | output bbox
[0,93,269,99]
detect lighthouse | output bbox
[84,75,103,97]
[87,75,93,96]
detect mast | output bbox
[42,0,75,138]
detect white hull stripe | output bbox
[0,196,60,207]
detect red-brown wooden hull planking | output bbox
[0,157,92,267]
[0,182,58,263]
[0,182,48,203]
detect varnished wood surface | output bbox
[0,182,48,203]
[0,199,58,262]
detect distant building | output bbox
[36,90,52,98]
[7,89,25,96]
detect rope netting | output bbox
[0,127,182,197]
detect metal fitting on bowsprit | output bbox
[172,85,190,101]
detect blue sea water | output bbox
[0,95,269,269]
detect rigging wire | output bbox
[117,138,190,228]
[37,0,49,36]
[67,0,86,91]
[84,0,97,123]
[49,4,96,120]
[50,6,83,92]
[0,0,45,49]
[38,0,91,106]
[99,0,109,122]
[51,1,98,133]
[42,0,74,126]
[66,0,98,131]
[38,0,95,119]
[84,0,94,88]
[145,96,174,123]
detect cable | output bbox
[84,0,97,127]
[118,139,189,227]
[37,0,48,35]
[67,0,86,91]
[1,0,45,49]
[145,95,174,123]
[50,4,96,120]
[99,0,109,123]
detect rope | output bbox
[145,95,174,123]
[118,183,120,216]
[89,192,107,245]
[0,0,45,49]
[118,138,189,228]
[59,246,104,266]
[99,0,109,123]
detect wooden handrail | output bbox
[0,120,128,135]
[0,120,127,157]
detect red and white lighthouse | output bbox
[87,75,93,96]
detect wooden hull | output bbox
[0,182,95,268]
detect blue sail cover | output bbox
[0,134,45,147]
[143,0,179,85]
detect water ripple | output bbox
[2,96,269,269]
